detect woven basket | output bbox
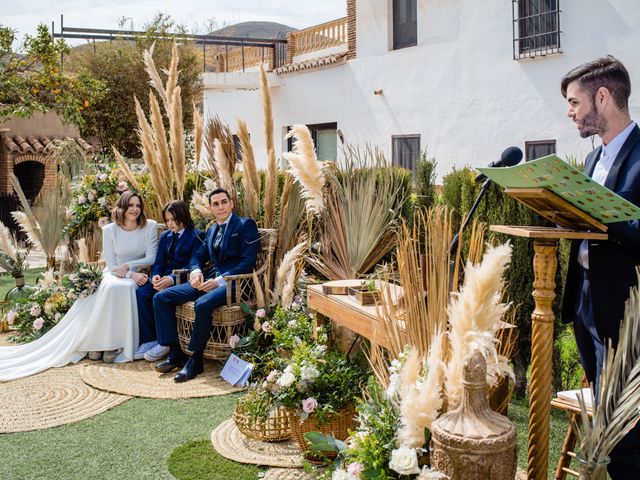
[290,404,357,462]
[233,403,293,442]
[176,301,248,360]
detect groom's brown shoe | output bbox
[155,353,187,373]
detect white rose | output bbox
[417,466,449,480]
[386,373,399,399]
[300,364,320,382]
[277,371,296,388]
[389,446,420,475]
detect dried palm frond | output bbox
[237,119,260,218]
[169,86,186,199]
[149,92,173,192]
[575,270,640,466]
[193,103,204,170]
[309,146,408,280]
[397,334,446,448]
[12,174,69,268]
[445,242,514,409]
[264,148,277,228]
[214,138,235,195]
[142,42,169,110]
[45,138,86,181]
[282,125,325,215]
[204,116,236,178]
[274,241,307,299]
[112,147,142,191]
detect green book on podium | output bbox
[477,154,640,232]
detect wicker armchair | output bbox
[176,228,277,360]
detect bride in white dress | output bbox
[0,191,157,381]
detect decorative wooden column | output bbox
[489,226,607,480]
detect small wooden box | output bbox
[347,286,383,306]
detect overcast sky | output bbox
[2,0,347,43]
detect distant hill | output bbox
[211,21,296,40]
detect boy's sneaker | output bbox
[134,341,158,360]
[144,344,170,362]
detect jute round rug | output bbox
[211,419,305,468]
[0,363,130,433]
[263,468,316,480]
[80,360,243,399]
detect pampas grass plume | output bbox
[0,221,17,261]
[275,242,306,298]
[283,125,325,214]
[214,138,234,194]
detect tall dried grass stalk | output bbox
[397,333,446,448]
[281,266,298,309]
[274,242,306,299]
[190,191,213,219]
[149,92,173,194]
[169,87,186,199]
[237,119,260,218]
[276,176,306,265]
[193,103,204,170]
[135,96,170,207]
[445,242,514,409]
[204,116,236,179]
[0,221,17,261]
[252,271,266,309]
[164,41,179,108]
[142,42,169,110]
[214,139,235,195]
[282,125,325,215]
[260,64,274,156]
[111,147,142,191]
[575,270,640,466]
[264,148,277,228]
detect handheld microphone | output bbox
[475,146,523,183]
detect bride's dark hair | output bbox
[112,190,147,227]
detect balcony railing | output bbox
[220,45,275,72]
[288,17,348,58]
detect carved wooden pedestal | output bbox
[431,349,517,479]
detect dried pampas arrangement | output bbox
[445,242,514,409]
[274,242,306,304]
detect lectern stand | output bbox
[491,188,609,480]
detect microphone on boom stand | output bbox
[448,146,523,260]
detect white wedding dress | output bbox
[0,220,157,381]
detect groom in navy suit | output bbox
[561,56,640,479]
[153,188,260,382]
[134,200,200,360]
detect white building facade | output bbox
[203,0,640,179]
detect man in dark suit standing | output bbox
[561,55,640,478]
[135,200,200,361]
[153,188,260,382]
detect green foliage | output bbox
[441,166,568,394]
[0,24,106,126]
[414,152,437,210]
[65,15,202,156]
[554,325,583,391]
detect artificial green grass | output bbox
[0,268,44,300]
[0,394,244,480]
[167,439,260,480]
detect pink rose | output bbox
[33,317,44,330]
[116,181,128,192]
[228,334,240,348]
[261,321,272,333]
[6,310,16,325]
[255,308,266,318]
[78,195,87,205]
[266,370,278,382]
[347,463,365,476]
[87,190,96,201]
[30,304,41,317]
[301,397,318,414]
[97,173,108,181]
[98,217,110,228]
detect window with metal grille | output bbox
[512,0,561,59]
[286,123,338,162]
[525,140,556,161]
[392,135,420,174]
[392,0,417,50]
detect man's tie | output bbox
[212,224,226,256]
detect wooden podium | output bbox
[491,188,608,480]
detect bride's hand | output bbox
[113,264,129,278]
[130,272,148,286]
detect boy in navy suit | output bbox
[134,200,200,360]
[153,188,260,382]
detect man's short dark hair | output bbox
[162,200,194,229]
[561,55,631,112]
[208,188,231,204]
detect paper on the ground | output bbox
[557,387,594,409]
[477,155,640,223]
[220,353,253,387]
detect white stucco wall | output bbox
[204,0,640,179]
